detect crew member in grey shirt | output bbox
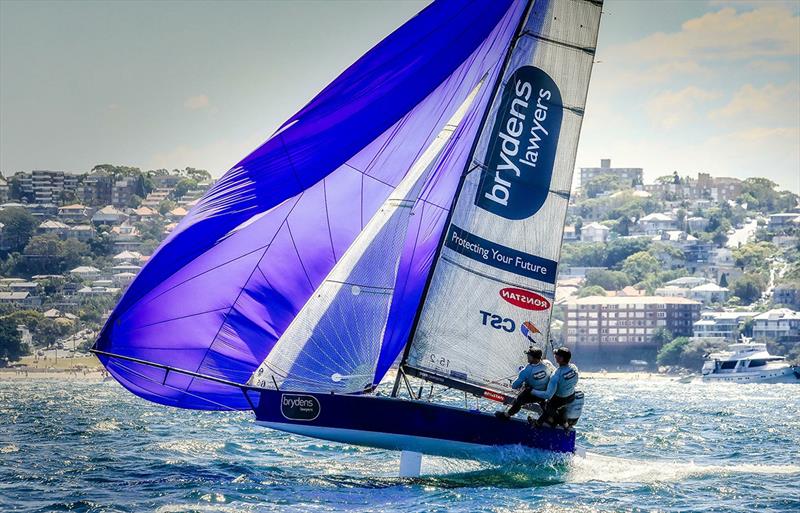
[532,346,579,427]
[495,347,554,419]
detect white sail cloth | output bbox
[406,0,602,394]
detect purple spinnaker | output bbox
[95,0,525,410]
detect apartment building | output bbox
[564,295,701,365]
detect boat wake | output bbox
[406,447,800,488]
[567,451,800,484]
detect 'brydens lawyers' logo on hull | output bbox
[499,287,551,311]
[475,65,563,220]
[280,394,320,421]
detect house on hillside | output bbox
[57,203,90,223]
[91,205,127,226]
[637,213,676,235]
[581,222,610,243]
[752,308,800,343]
[688,283,729,305]
[37,220,70,238]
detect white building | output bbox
[692,311,757,341]
[637,213,676,235]
[689,283,730,305]
[752,308,800,342]
[581,222,610,243]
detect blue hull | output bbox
[253,390,575,458]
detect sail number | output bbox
[429,353,450,368]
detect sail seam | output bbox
[322,178,337,261]
[285,221,315,289]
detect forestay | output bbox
[404,0,602,397]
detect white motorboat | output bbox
[701,338,799,383]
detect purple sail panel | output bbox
[373,0,527,384]
[96,0,522,410]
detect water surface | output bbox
[1,377,798,512]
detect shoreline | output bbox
[0,367,689,382]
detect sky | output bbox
[1,0,798,192]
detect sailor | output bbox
[532,346,579,427]
[495,347,554,419]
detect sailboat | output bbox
[92,0,602,469]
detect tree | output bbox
[585,269,630,290]
[0,317,25,364]
[732,242,776,273]
[740,177,799,213]
[560,242,607,267]
[584,174,626,199]
[657,337,691,366]
[15,235,88,276]
[621,251,661,283]
[158,199,177,215]
[0,207,37,252]
[174,178,198,199]
[35,318,72,347]
[678,338,726,369]
[731,274,766,305]
[578,285,607,297]
[604,237,652,268]
[719,273,728,288]
[652,327,673,348]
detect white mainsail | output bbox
[404,0,602,395]
[249,78,487,394]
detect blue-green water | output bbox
[1,377,798,512]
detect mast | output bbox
[391,0,536,398]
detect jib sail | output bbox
[402,0,602,400]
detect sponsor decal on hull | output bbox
[280,394,321,421]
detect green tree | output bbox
[560,242,607,267]
[719,273,728,288]
[652,327,673,348]
[35,318,73,347]
[174,178,198,199]
[15,235,88,276]
[678,338,726,369]
[0,317,25,364]
[584,174,626,199]
[0,207,37,252]
[731,274,766,305]
[158,199,177,215]
[584,269,630,290]
[578,285,607,297]
[604,237,652,268]
[657,336,691,366]
[732,242,776,273]
[621,251,661,283]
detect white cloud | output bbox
[618,6,800,62]
[645,86,720,129]
[709,82,800,125]
[183,94,210,111]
